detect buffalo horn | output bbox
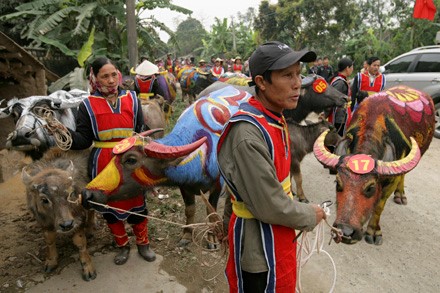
[376,137,421,175]
[313,130,341,169]
[139,128,164,137]
[144,136,207,159]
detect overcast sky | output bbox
[142,0,277,42]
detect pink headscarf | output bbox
[89,67,123,97]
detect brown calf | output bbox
[22,149,96,281]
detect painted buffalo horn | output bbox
[376,137,421,175]
[139,128,164,137]
[313,130,341,169]
[143,136,207,159]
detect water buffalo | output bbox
[288,115,340,202]
[3,90,165,160]
[140,98,166,139]
[218,73,251,86]
[199,75,347,123]
[200,75,347,202]
[179,68,218,103]
[3,90,88,160]
[314,86,435,245]
[82,83,346,245]
[22,148,96,281]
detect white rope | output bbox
[34,106,73,150]
[296,202,340,293]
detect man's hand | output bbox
[311,204,327,225]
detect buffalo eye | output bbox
[124,156,138,165]
[40,196,50,204]
[364,183,376,198]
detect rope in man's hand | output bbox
[296,200,343,293]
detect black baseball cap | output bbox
[249,41,316,85]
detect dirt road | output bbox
[1,139,439,292]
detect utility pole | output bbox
[126,0,137,70]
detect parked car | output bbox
[381,45,440,138]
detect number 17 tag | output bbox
[347,154,374,174]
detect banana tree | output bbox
[0,0,191,71]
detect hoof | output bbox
[364,234,383,245]
[374,236,383,245]
[298,198,309,203]
[178,238,191,247]
[44,263,57,273]
[401,197,408,205]
[393,195,407,205]
[114,245,130,265]
[364,234,374,244]
[82,269,97,281]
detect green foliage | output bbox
[254,0,440,74]
[174,17,207,57]
[254,0,278,43]
[165,96,187,134]
[77,27,95,67]
[0,0,191,72]
[3,0,440,80]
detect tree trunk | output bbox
[126,0,137,70]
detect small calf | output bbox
[22,149,96,281]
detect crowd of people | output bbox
[306,54,385,137]
[54,41,387,292]
[147,53,251,78]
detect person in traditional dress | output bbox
[218,41,326,292]
[69,57,156,265]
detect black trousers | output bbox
[242,270,268,292]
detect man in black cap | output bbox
[217,41,326,292]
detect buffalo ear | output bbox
[334,137,351,156]
[381,139,396,162]
[67,160,75,177]
[21,167,33,185]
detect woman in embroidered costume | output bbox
[68,57,155,265]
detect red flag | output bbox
[413,0,437,21]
